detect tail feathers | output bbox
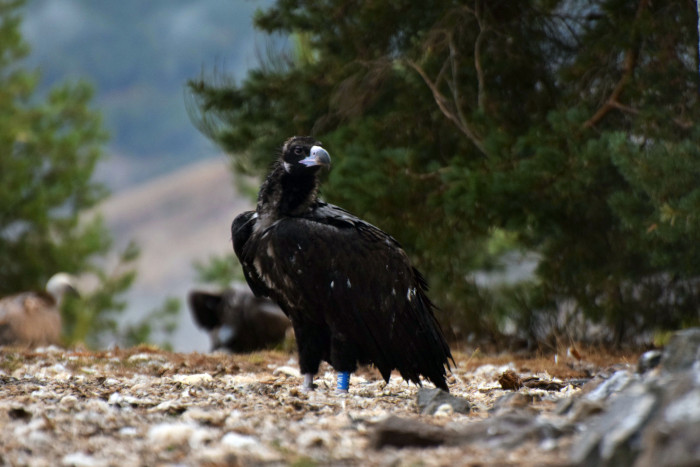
[387,292,453,391]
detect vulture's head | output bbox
[280,136,331,175]
[45,273,79,305]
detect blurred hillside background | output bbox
[5,0,699,354]
[19,0,274,351]
[22,0,271,187]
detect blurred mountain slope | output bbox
[22,0,275,189]
[99,157,253,351]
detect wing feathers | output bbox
[232,211,270,297]
[236,201,452,388]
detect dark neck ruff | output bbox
[257,164,320,218]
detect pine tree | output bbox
[189,0,700,346]
[0,0,154,347]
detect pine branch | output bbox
[406,59,488,157]
[583,0,649,129]
[473,1,488,111]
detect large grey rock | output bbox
[570,386,658,466]
[373,328,700,465]
[660,328,700,372]
[635,371,700,467]
[453,411,574,450]
[570,327,700,466]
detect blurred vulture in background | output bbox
[188,285,291,353]
[0,273,79,347]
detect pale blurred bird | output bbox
[0,273,78,347]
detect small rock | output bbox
[371,416,448,449]
[62,451,105,467]
[8,407,32,421]
[147,422,195,448]
[417,388,470,415]
[490,392,539,415]
[127,353,164,362]
[46,363,69,375]
[172,373,213,385]
[272,365,300,377]
[107,392,154,407]
[34,345,62,354]
[149,399,187,414]
[182,407,226,426]
[637,350,662,374]
[118,427,138,437]
[523,378,566,391]
[433,403,454,417]
[221,431,258,449]
[107,392,123,405]
[59,395,79,411]
[103,378,120,386]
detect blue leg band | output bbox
[337,371,350,391]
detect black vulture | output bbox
[0,273,78,347]
[188,285,291,353]
[232,136,453,392]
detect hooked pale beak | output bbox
[299,146,331,168]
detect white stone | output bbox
[61,452,106,467]
[273,366,300,377]
[221,431,258,449]
[118,426,138,437]
[172,373,213,385]
[148,423,195,447]
[149,399,186,413]
[127,353,151,362]
[59,395,79,411]
[433,403,454,417]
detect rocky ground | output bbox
[1,330,699,466]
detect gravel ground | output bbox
[0,345,634,466]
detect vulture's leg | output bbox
[302,373,315,392]
[293,321,329,391]
[336,371,350,393]
[330,334,358,394]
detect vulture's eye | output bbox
[293,147,303,156]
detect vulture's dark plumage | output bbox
[232,136,453,392]
[188,286,291,353]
